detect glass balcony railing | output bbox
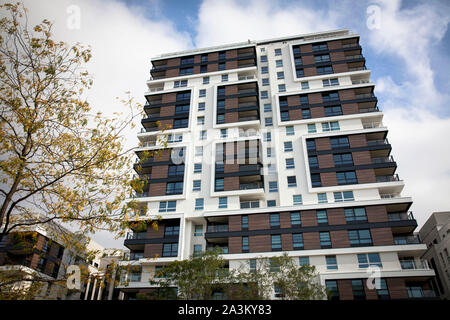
[355,93,375,99]
[240,201,260,209]
[367,139,389,146]
[376,174,400,183]
[388,212,415,221]
[400,259,430,270]
[371,155,395,164]
[207,225,229,233]
[394,235,421,245]
[126,232,147,240]
[123,252,144,261]
[239,183,263,190]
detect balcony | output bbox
[239,182,263,190]
[355,93,375,99]
[123,252,144,261]
[238,116,259,122]
[126,232,147,240]
[348,66,367,72]
[345,54,364,60]
[240,201,260,209]
[400,259,430,270]
[367,139,390,146]
[372,155,395,164]
[207,225,229,233]
[207,245,228,254]
[388,212,414,222]
[376,174,400,183]
[237,88,257,95]
[394,235,421,245]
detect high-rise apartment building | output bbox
[119,29,437,300]
[419,211,450,299]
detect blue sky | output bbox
[18,0,450,248]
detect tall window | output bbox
[316,210,328,224]
[377,279,390,299]
[194,225,203,237]
[326,280,339,300]
[269,181,278,192]
[351,280,366,300]
[292,233,304,250]
[311,173,322,187]
[287,176,297,187]
[215,178,224,191]
[164,225,179,237]
[286,126,294,136]
[270,214,280,228]
[348,229,372,246]
[194,163,202,173]
[242,237,249,253]
[218,197,228,209]
[293,195,303,206]
[326,255,338,270]
[241,216,249,230]
[318,193,328,204]
[195,198,204,211]
[291,212,301,226]
[320,232,332,248]
[299,256,310,266]
[284,141,293,152]
[271,235,282,251]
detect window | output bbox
[220,129,227,138]
[322,92,339,102]
[284,141,293,152]
[275,60,283,67]
[218,62,225,70]
[218,197,227,209]
[174,80,187,88]
[331,137,349,149]
[200,130,207,140]
[194,163,202,173]
[200,65,207,73]
[293,194,302,206]
[193,244,203,255]
[292,233,304,250]
[270,214,280,228]
[164,225,180,237]
[179,67,193,75]
[320,232,332,248]
[264,132,271,142]
[323,78,339,87]
[377,279,390,299]
[333,153,353,166]
[317,65,333,75]
[318,193,327,204]
[281,112,290,121]
[307,124,316,133]
[337,171,357,185]
[267,200,276,207]
[311,173,321,187]
[198,102,205,111]
[201,54,208,62]
[260,55,268,62]
[173,118,188,129]
[317,210,328,224]
[270,258,280,272]
[278,84,286,92]
[326,255,338,270]
[326,280,339,300]
[194,225,203,236]
[175,104,189,114]
[306,140,316,151]
[299,256,310,266]
[407,286,424,298]
[271,235,282,251]
[264,103,272,112]
[274,48,282,56]
[291,212,301,226]
[242,237,249,253]
[295,57,302,66]
[301,81,309,90]
[287,176,297,187]
[262,78,269,86]
[195,146,203,156]
[293,47,301,55]
[261,91,268,99]
[312,43,328,51]
[129,268,142,282]
[199,89,206,97]
[221,74,228,82]
[195,198,204,211]
[302,108,311,119]
[286,126,294,135]
[162,243,178,257]
[324,105,342,117]
[217,87,225,96]
[269,181,278,193]
[217,114,225,124]
[286,158,295,169]
[296,69,304,78]
[261,66,268,74]
[277,71,284,79]
[348,229,372,246]
[314,54,330,63]
[308,156,319,168]
[176,92,190,101]
[249,259,256,272]
[322,121,340,132]
[351,280,366,300]
[357,253,382,268]
[203,76,210,84]
[181,56,194,64]
[334,191,354,202]
[166,182,183,195]
[197,116,205,125]
[242,215,249,230]
[279,97,288,107]
[218,51,226,60]
[159,201,176,212]
[215,178,224,191]
[215,163,224,173]
[267,147,273,158]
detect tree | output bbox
[0,2,164,298]
[150,251,327,300]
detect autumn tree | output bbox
[0,2,163,298]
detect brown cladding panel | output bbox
[226,60,238,70]
[342,103,359,115]
[249,235,270,252]
[223,176,239,191]
[228,237,241,254]
[304,67,317,77]
[228,215,241,232]
[281,234,293,251]
[166,58,180,67]
[352,151,372,165]
[387,278,408,299]
[333,63,349,73]
[146,222,165,239]
[338,280,354,300]
[159,119,174,130]
[330,230,350,248]
[366,205,388,223]
[225,112,239,124]
[144,244,163,258]
[310,106,325,119]
[151,165,168,179]
[327,40,343,50]
[328,208,346,225]
[348,134,367,148]
[371,228,394,246]
[300,44,313,53]
[224,163,239,173]
[330,51,346,62]
[149,183,166,197]
[303,232,320,250]
[225,98,238,109]
[356,169,376,184]
[301,211,318,227]
[280,212,291,229]
[339,89,356,101]
[308,93,323,104]
[165,69,178,78]
[208,52,219,61]
[287,95,300,106]
[317,154,334,169]
[208,63,219,72]
[249,214,269,230]
[302,55,315,65]
[321,172,338,187]
[225,85,238,96]
[159,105,175,117]
[153,149,171,162]
[315,137,331,151]
[288,109,302,121]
